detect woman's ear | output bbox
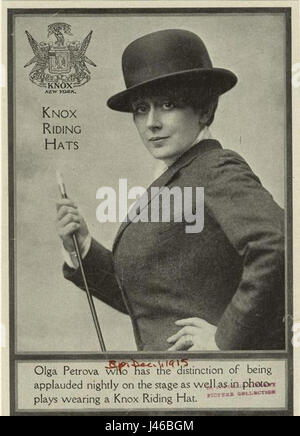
[198,111,211,126]
[198,98,219,126]
[198,102,214,125]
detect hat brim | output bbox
[107,68,237,112]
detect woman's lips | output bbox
[149,136,169,145]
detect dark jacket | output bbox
[64,139,285,351]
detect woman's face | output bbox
[132,95,203,166]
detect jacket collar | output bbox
[151,139,221,188]
[152,126,212,180]
[112,139,222,252]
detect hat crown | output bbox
[122,29,213,89]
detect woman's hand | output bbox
[167,318,219,351]
[55,198,89,253]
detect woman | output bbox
[56,29,285,351]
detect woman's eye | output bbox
[134,105,148,114]
[162,101,175,110]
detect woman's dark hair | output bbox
[130,77,219,126]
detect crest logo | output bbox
[24,23,96,90]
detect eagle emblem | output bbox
[24,23,96,88]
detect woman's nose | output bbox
[146,107,162,130]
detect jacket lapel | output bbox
[112,139,222,252]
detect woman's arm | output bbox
[63,238,128,314]
[56,198,128,314]
[205,149,285,350]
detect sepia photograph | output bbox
[12,10,289,353]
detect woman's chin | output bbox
[150,147,180,161]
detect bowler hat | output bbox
[107,29,237,112]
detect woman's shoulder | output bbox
[186,142,261,186]
[196,142,250,168]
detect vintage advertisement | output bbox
[1,0,299,418]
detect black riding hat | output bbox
[107,29,237,112]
